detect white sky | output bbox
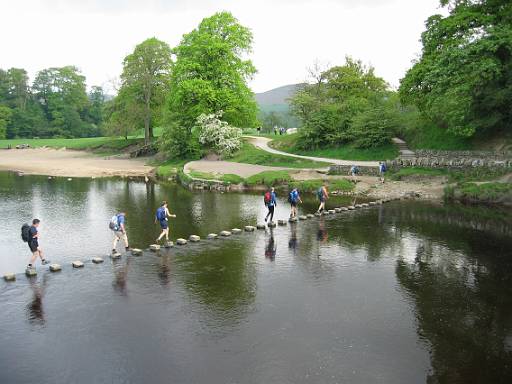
[1,0,442,93]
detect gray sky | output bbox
[1,0,442,93]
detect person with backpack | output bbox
[316,184,329,214]
[378,162,387,183]
[288,188,302,218]
[264,187,277,223]
[155,201,176,243]
[110,212,129,254]
[22,218,49,271]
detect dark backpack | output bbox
[156,207,166,221]
[264,191,271,205]
[317,187,324,200]
[21,224,30,242]
[381,163,387,172]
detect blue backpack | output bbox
[156,207,166,221]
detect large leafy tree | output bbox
[399,0,512,137]
[119,37,172,144]
[0,105,12,139]
[162,11,258,158]
[291,57,393,149]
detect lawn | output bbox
[229,140,329,168]
[268,133,398,161]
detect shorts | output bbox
[28,240,39,253]
[319,197,325,203]
[290,201,297,207]
[159,220,168,229]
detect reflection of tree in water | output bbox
[265,229,277,261]
[175,241,257,329]
[26,275,48,326]
[396,234,512,383]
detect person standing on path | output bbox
[378,162,387,183]
[264,187,277,223]
[316,184,329,213]
[111,212,130,254]
[288,188,302,218]
[155,201,176,243]
[25,219,49,271]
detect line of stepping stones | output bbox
[3,197,401,282]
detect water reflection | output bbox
[112,258,131,296]
[288,223,298,252]
[265,229,276,261]
[26,275,47,326]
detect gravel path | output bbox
[246,136,380,166]
[184,160,315,178]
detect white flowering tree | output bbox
[196,111,243,157]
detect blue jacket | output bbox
[268,192,277,207]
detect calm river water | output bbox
[0,172,511,384]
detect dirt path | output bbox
[0,148,152,177]
[246,136,380,166]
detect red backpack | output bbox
[264,191,271,205]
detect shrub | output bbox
[196,112,243,157]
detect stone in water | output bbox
[176,238,188,245]
[49,263,61,272]
[92,257,104,264]
[131,248,143,256]
[164,241,174,248]
[231,228,242,234]
[256,224,266,230]
[220,231,232,237]
[299,215,308,220]
[25,268,37,277]
[3,273,16,282]
[267,221,277,228]
[244,226,256,232]
[307,214,315,218]
[111,252,122,259]
[150,244,161,251]
[278,220,287,226]
[207,233,218,239]
[189,235,201,242]
[72,260,84,268]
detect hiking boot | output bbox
[41,259,50,265]
[125,247,131,252]
[112,249,117,254]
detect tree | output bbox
[399,0,512,137]
[0,105,12,139]
[195,111,243,157]
[162,11,258,158]
[120,37,172,145]
[290,57,391,149]
[103,87,144,139]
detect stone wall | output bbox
[328,165,381,176]
[391,151,512,169]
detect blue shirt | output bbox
[29,226,38,242]
[117,214,125,227]
[291,190,299,203]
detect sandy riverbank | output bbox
[0,148,153,177]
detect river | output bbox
[0,172,511,383]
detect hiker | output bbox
[316,184,329,213]
[110,212,130,254]
[288,188,302,218]
[264,187,277,223]
[349,165,360,182]
[257,126,262,135]
[22,219,49,271]
[155,201,176,243]
[273,126,278,135]
[378,161,387,183]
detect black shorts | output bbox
[28,240,39,252]
[290,202,298,207]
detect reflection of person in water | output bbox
[288,224,298,252]
[158,254,172,287]
[317,219,328,243]
[113,257,131,296]
[26,275,47,326]
[265,230,277,261]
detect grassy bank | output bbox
[268,133,398,161]
[389,166,510,183]
[445,182,512,205]
[229,141,328,168]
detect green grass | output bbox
[402,122,473,150]
[187,170,244,184]
[389,166,510,183]
[229,141,328,168]
[156,159,188,179]
[268,133,398,161]
[245,170,293,186]
[291,179,354,192]
[0,136,143,151]
[447,182,512,203]
[390,167,448,181]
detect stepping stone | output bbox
[278,220,287,226]
[110,252,122,259]
[3,273,16,282]
[361,203,369,207]
[322,211,329,216]
[72,260,84,268]
[25,268,37,277]
[335,208,342,213]
[131,248,143,256]
[328,209,336,214]
[176,238,188,245]
[207,233,218,239]
[267,222,276,228]
[341,207,349,211]
[315,212,322,217]
[150,244,161,251]
[189,235,201,242]
[231,228,242,234]
[369,201,377,206]
[244,226,256,232]
[289,217,298,223]
[299,215,308,220]
[348,206,355,210]
[220,231,232,237]
[256,224,266,230]
[49,263,61,272]
[355,204,362,208]
[307,214,315,218]
[164,241,174,248]
[92,257,104,264]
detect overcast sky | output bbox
[1,0,443,93]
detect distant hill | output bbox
[255,84,304,106]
